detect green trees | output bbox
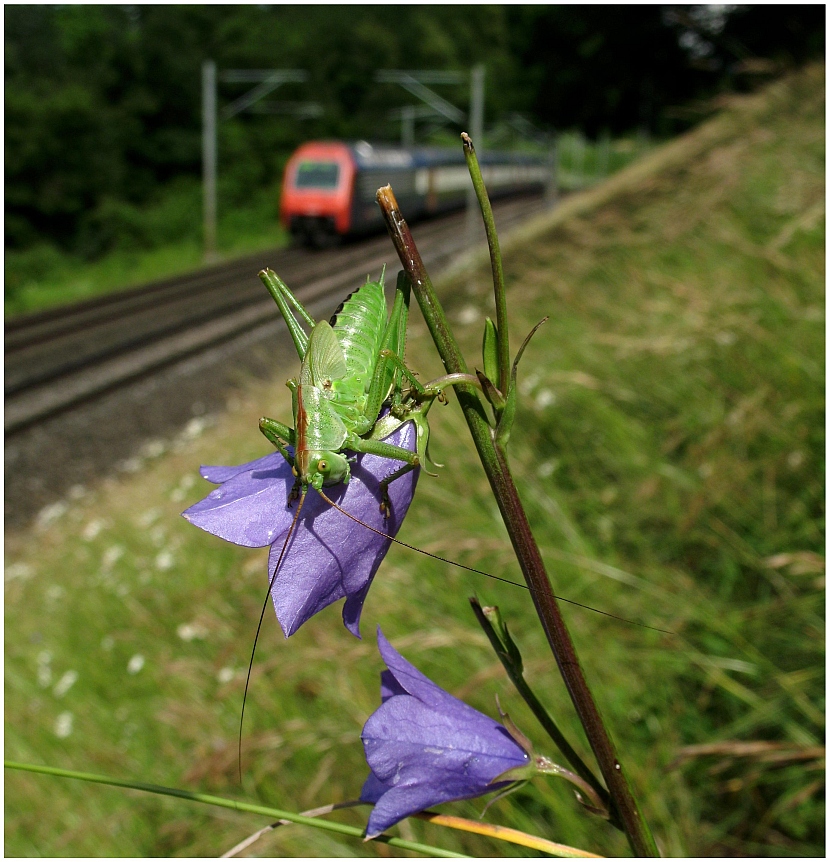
[5,5,823,259]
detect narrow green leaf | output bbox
[476,369,506,414]
[4,761,468,858]
[496,318,548,448]
[482,317,500,387]
[481,603,524,674]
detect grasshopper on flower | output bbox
[258,266,453,514]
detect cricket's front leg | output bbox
[344,432,420,518]
[260,417,303,504]
[259,417,296,467]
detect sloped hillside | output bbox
[6,65,824,857]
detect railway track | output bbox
[5,192,547,527]
[6,193,547,435]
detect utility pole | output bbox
[401,104,415,147]
[376,67,486,249]
[546,135,559,208]
[202,61,217,261]
[201,63,311,262]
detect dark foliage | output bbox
[506,5,825,136]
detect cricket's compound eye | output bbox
[311,451,349,488]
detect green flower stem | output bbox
[462,133,510,396]
[4,761,467,859]
[375,185,658,857]
[469,598,612,818]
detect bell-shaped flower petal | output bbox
[361,628,531,838]
[182,421,418,638]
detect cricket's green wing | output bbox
[300,321,348,388]
[300,384,350,451]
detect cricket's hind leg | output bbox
[258,268,316,359]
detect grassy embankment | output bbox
[5,65,824,856]
[4,135,642,319]
[4,182,290,319]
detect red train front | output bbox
[280,142,356,247]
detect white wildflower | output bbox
[36,501,68,529]
[537,459,558,478]
[101,545,125,570]
[54,711,74,738]
[5,562,33,583]
[183,417,207,439]
[82,519,106,541]
[127,654,145,675]
[787,451,805,469]
[136,508,162,528]
[519,371,540,395]
[177,622,208,642]
[140,439,166,459]
[118,457,142,474]
[53,670,79,698]
[534,389,556,409]
[155,551,174,571]
[454,305,481,325]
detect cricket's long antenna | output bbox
[238,490,307,782]
[316,490,673,635]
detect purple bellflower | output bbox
[361,628,532,838]
[182,421,418,638]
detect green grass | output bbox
[4,180,290,318]
[5,64,824,856]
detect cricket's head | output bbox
[296,448,350,491]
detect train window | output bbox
[294,161,340,189]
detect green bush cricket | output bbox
[257,265,446,512]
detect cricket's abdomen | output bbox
[331,280,387,392]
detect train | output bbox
[280,140,551,247]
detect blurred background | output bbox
[5,4,824,313]
[5,5,825,858]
